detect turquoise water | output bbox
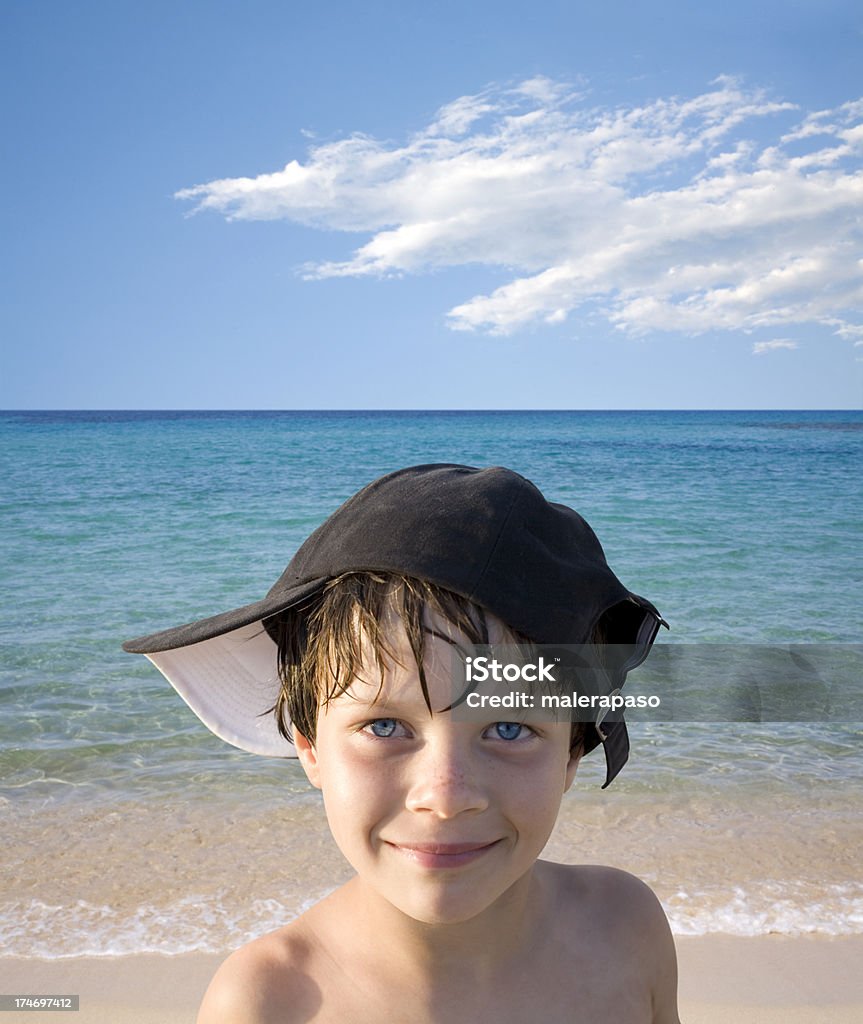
[1,410,862,952]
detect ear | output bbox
[563,747,582,793]
[294,730,322,789]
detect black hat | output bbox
[124,464,664,786]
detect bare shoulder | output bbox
[545,863,681,1024]
[197,925,321,1024]
[573,865,668,922]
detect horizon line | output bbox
[2,407,861,415]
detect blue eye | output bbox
[494,722,525,741]
[367,719,399,738]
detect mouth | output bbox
[384,840,502,869]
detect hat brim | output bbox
[123,579,329,761]
[122,578,327,655]
[144,619,295,757]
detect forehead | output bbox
[337,603,512,711]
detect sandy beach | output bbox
[1,935,861,1023]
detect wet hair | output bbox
[270,571,587,755]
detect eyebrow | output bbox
[364,692,438,714]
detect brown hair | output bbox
[270,571,586,753]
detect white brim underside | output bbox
[146,621,297,757]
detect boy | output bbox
[124,464,680,1023]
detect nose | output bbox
[404,734,489,819]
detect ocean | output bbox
[1,409,861,956]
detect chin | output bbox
[387,881,518,927]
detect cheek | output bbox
[316,748,395,845]
[515,778,565,829]
[510,752,572,829]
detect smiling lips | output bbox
[386,840,502,869]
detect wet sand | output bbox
[1,935,862,1023]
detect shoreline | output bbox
[1,936,862,1023]
[6,783,862,956]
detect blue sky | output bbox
[2,0,861,409]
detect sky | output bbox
[2,0,862,409]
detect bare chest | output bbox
[301,958,653,1024]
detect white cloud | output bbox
[752,339,800,355]
[177,77,863,341]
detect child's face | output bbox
[295,609,581,925]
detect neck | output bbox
[341,862,551,983]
